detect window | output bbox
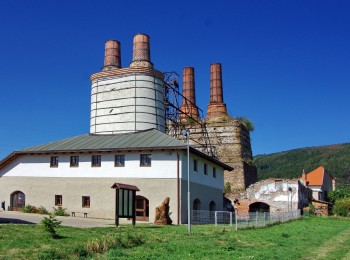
[50,156,59,167]
[55,195,62,206]
[115,155,125,167]
[193,159,198,172]
[70,156,79,167]
[91,155,101,167]
[82,196,90,208]
[140,154,151,167]
[213,167,216,178]
[204,163,208,175]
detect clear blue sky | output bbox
[0,0,349,160]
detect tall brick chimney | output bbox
[180,67,199,119]
[102,40,121,71]
[206,63,228,119]
[130,33,153,68]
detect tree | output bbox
[327,185,350,203]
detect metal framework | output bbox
[163,72,216,157]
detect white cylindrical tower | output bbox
[90,34,165,134]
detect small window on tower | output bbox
[82,196,90,208]
[213,167,217,178]
[50,156,59,167]
[204,163,208,175]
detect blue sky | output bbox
[0,0,349,160]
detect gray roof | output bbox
[0,129,233,171]
[20,129,186,152]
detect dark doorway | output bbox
[209,201,216,211]
[135,196,149,221]
[249,202,270,212]
[11,191,25,211]
[193,199,201,211]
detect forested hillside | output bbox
[254,143,350,184]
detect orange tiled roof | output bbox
[305,166,325,186]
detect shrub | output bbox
[41,214,62,238]
[52,206,69,216]
[22,204,38,213]
[224,182,231,194]
[37,206,50,215]
[332,198,350,217]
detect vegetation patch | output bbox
[0,217,349,259]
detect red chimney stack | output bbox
[130,33,152,68]
[102,40,121,71]
[206,63,228,119]
[180,67,199,119]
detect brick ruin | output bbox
[174,63,257,194]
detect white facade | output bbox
[90,74,165,134]
[0,149,225,224]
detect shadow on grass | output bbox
[0,217,36,224]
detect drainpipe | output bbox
[177,151,180,225]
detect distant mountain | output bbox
[253,143,350,184]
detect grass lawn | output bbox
[0,216,349,259]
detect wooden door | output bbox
[11,191,25,211]
[135,196,149,221]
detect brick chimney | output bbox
[130,33,153,68]
[206,63,228,119]
[102,40,121,71]
[180,67,199,119]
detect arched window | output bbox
[193,199,201,211]
[249,202,270,212]
[209,201,216,211]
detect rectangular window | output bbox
[50,156,59,167]
[82,196,90,208]
[193,159,198,172]
[140,154,151,167]
[213,167,216,178]
[115,155,125,167]
[55,195,62,206]
[91,155,101,167]
[70,156,79,167]
[204,163,208,175]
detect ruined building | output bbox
[169,63,257,193]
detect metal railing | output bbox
[191,209,301,230]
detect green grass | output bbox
[0,217,350,259]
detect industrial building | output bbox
[0,34,237,224]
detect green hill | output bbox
[253,143,350,184]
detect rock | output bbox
[154,197,172,225]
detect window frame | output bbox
[82,196,90,208]
[204,163,208,175]
[55,195,62,206]
[70,155,79,167]
[140,154,151,167]
[193,159,198,172]
[91,155,101,167]
[213,167,216,178]
[114,154,125,167]
[50,156,59,168]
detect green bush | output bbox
[224,182,231,194]
[52,206,69,216]
[22,204,38,213]
[332,198,350,217]
[37,206,50,215]
[41,214,62,238]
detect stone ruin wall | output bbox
[183,118,257,193]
